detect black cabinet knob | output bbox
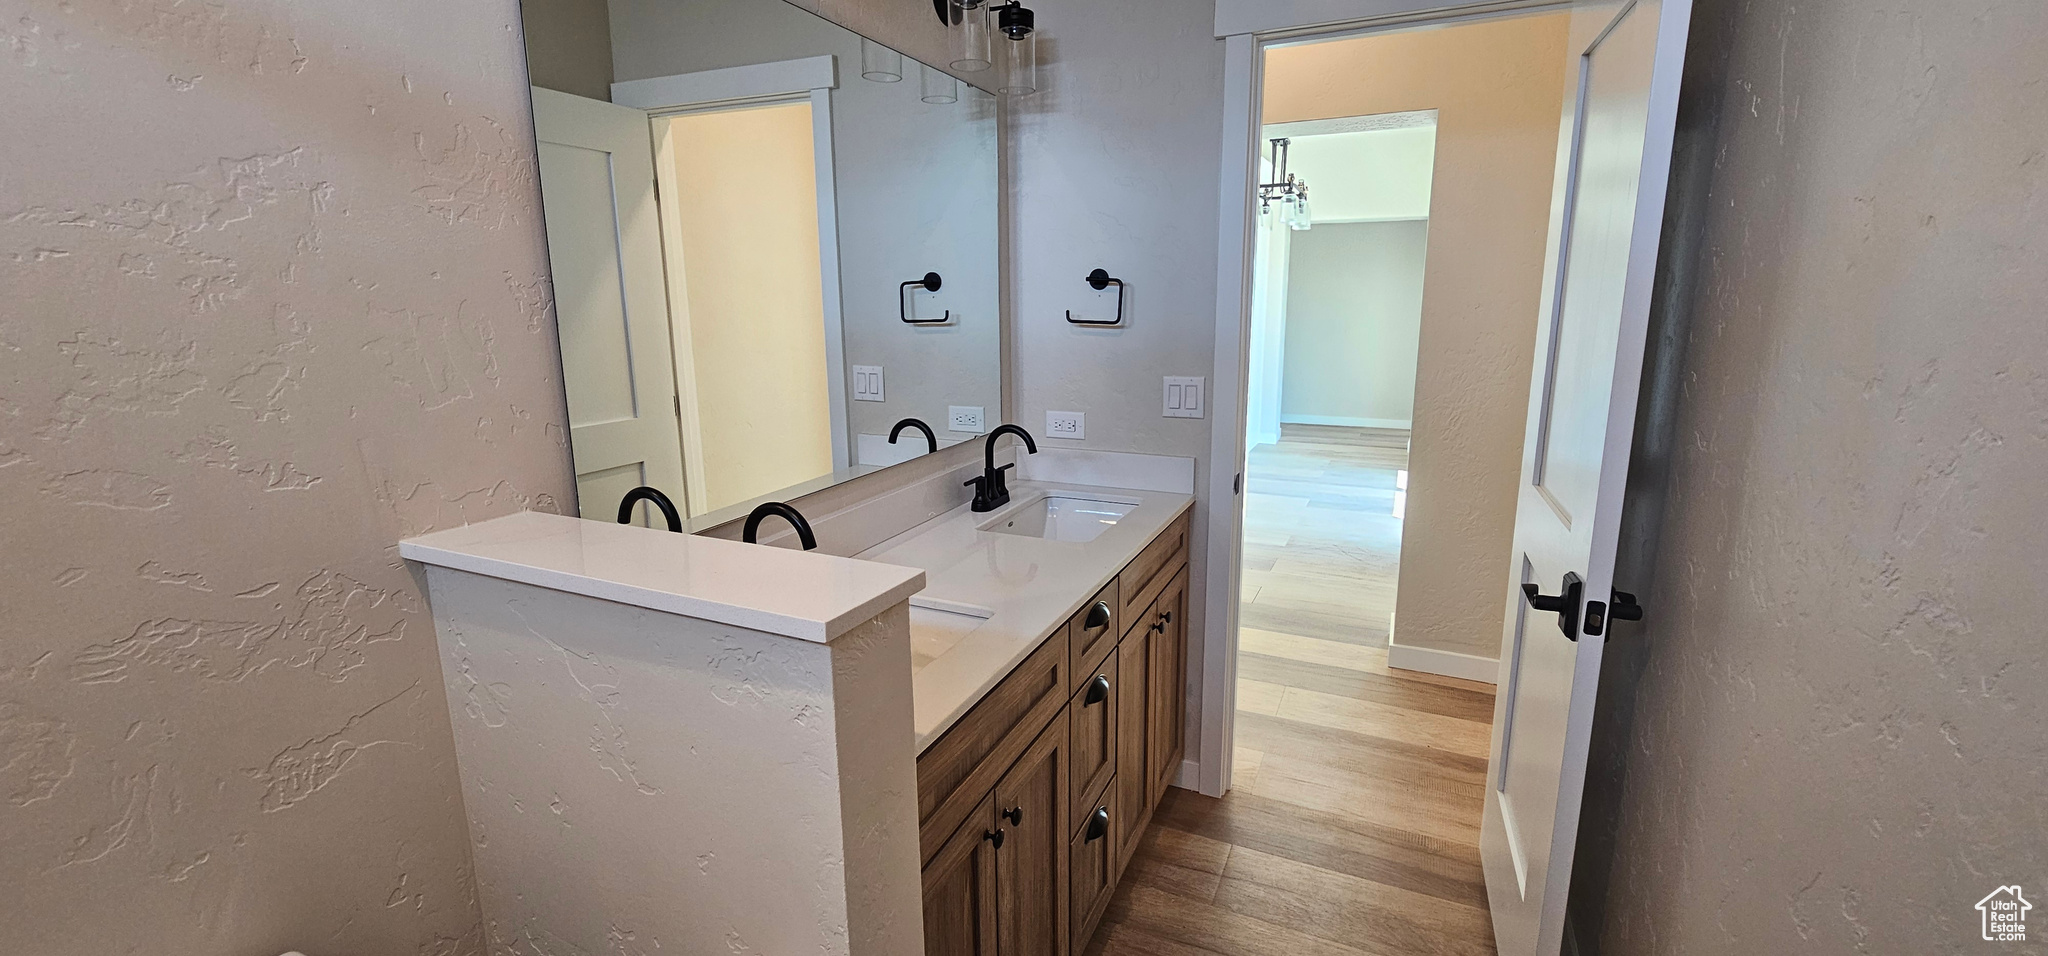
[984,828,1005,849]
[1000,806,1023,826]
[1083,806,1109,842]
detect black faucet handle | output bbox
[992,462,1016,497]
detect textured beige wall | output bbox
[0,0,571,953]
[1573,1,2048,952]
[1264,14,1570,660]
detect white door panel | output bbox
[1482,2,1691,954]
[532,86,687,524]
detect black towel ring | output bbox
[1066,269,1126,326]
[901,272,951,324]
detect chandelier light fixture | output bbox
[1259,137,1312,231]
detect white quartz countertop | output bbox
[858,480,1194,754]
[399,511,926,643]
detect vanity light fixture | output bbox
[860,37,904,83]
[994,2,1038,96]
[1259,137,1313,231]
[920,63,960,105]
[948,0,994,73]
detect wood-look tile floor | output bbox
[1085,425,1500,956]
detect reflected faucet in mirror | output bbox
[967,424,1038,512]
[889,417,939,454]
[743,501,819,551]
[617,486,683,533]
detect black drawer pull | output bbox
[1083,601,1111,631]
[1083,806,1109,842]
[1083,673,1110,706]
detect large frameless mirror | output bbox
[519,0,1002,528]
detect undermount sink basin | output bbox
[980,495,1137,544]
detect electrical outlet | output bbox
[1163,376,1205,418]
[852,365,884,402]
[1046,410,1085,440]
[948,405,985,433]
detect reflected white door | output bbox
[1481,2,1691,954]
[531,86,687,522]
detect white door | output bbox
[1481,2,1691,954]
[531,86,688,523]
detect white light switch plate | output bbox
[1163,376,1205,418]
[948,405,985,433]
[852,365,884,402]
[1046,410,1085,440]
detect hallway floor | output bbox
[1084,425,1499,956]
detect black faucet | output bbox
[888,417,939,454]
[617,486,683,533]
[742,501,818,551]
[966,424,1038,513]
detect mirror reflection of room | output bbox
[521,0,1001,523]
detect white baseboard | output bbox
[1386,640,1499,685]
[1280,413,1413,431]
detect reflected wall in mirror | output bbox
[520,0,1002,526]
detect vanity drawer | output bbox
[1069,780,1120,951]
[1067,653,1117,836]
[1066,578,1120,694]
[919,626,1069,865]
[1119,512,1189,636]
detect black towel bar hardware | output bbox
[900,272,950,324]
[1066,268,1125,326]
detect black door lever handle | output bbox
[1522,571,1584,641]
[1582,587,1644,640]
[1609,589,1643,621]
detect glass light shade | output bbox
[950,4,993,72]
[919,63,959,104]
[1288,197,1312,231]
[998,32,1037,95]
[861,38,904,82]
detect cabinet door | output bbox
[1112,614,1151,874]
[923,796,998,956]
[1069,786,1117,951]
[1068,654,1117,836]
[1147,567,1189,802]
[995,711,1071,956]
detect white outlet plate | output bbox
[948,405,985,433]
[852,365,884,402]
[1163,376,1205,418]
[1045,410,1085,440]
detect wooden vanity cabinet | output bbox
[923,796,999,956]
[1147,566,1189,799]
[1111,621,1150,875]
[918,511,1189,956]
[994,713,1070,956]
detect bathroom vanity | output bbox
[401,461,1191,956]
[892,496,1191,955]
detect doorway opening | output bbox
[1095,8,1584,955]
[653,100,837,517]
